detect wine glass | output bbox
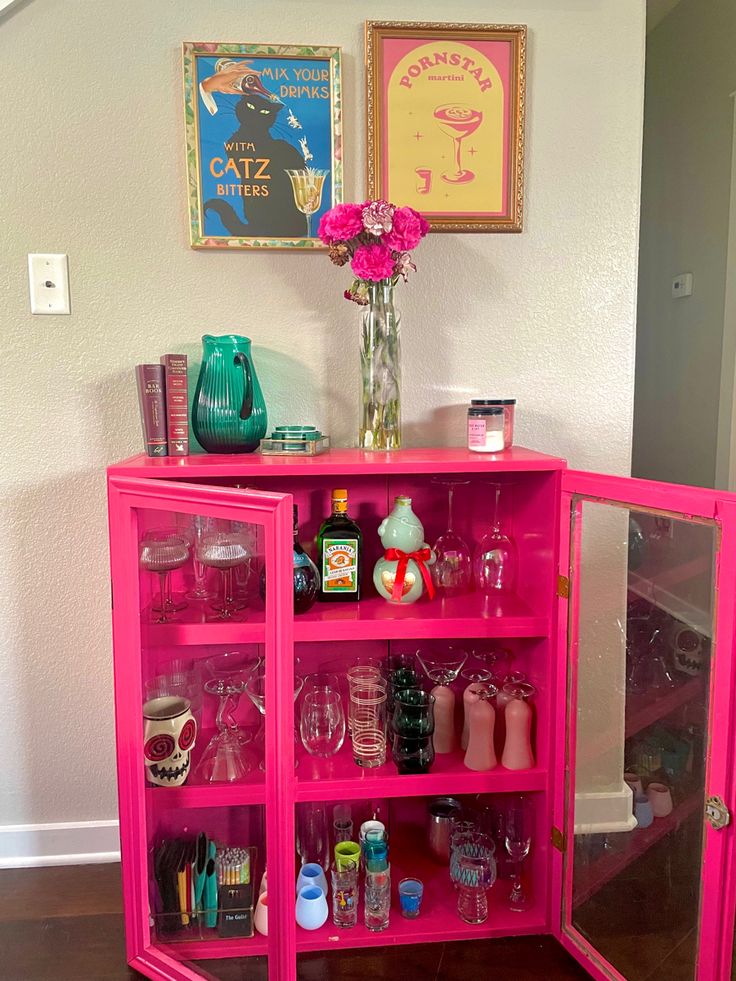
[473,483,518,594]
[184,515,216,601]
[197,530,251,621]
[195,652,261,783]
[245,667,305,769]
[431,479,472,596]
[139,530,190,623]
[433,104,483,184]
[285,168,329,237]
[416,647,467,754]
[505,795,533,911]
[470,645,514,677]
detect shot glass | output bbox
[398,877,424,919]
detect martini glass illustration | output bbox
[285,168,329,237]
[433,104,483,184]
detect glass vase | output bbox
[360,281,401,451]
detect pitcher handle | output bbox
[234,352,253,420]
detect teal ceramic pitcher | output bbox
[192,335,267,453]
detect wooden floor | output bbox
[0,864,589,981]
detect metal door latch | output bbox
[705,795,731,830]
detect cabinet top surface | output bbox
[108,445,567,478]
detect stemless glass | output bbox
[431,479,472,596]
[347,664,384,734]
[300,689,346,757]
[350,681,387,768]
[505,795,533,911]
[139,530,190,623]
[473,482,518,594]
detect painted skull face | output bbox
[672,627,705,677]
[143,696,196,787]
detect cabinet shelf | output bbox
[142,612,266,647]
[293,592,549,643]
[295,741,546,802]
[624,676,704,739]
[152,934,268,961]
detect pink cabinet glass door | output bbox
[108,476,293,981]
[554,471,736,981]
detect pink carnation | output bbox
[318,203,364,244]
[383,206,429,252]
[351,243,396,282]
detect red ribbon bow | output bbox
[384,547,435,603]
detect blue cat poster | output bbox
[183,43,343,249]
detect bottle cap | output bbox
[332,489,348,500]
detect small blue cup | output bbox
[634,794,654,829]
[398,877,424,918]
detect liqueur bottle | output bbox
[260,505,320,614]
[317,489,362,602]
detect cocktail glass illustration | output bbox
[285,168,329,237]
[433,104,483,185]
[415,168,432,195]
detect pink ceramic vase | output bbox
[463,695,497,771]
[502,693,534,770]
[432,684,457,754]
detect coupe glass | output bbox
[473,483,518,594]
[431,479,472,596]
[245,667,304,770]
[285,168,329,237]
[195,651,261,783]
[433,104,483,184]
[416,647,467,689]
[139,530,190,623]
[300,689,346,758]
[505,795,533,911]
[197,530,251,621]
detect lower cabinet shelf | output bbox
[152,935,269,961]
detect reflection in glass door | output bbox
[565,499,716,981]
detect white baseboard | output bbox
[574,785,639,835]
[0,820,121,868]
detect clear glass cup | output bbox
[473,482,518,594]
[457,854,495,924]
[347,664,384,734]
[299,689,346,758]
[296,802,330,869]
[331,862,358,928]
[350,682,387,768]
[364,866,391,932]
[184,515,216,600]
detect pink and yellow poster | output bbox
[366,22,526,232]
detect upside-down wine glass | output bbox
[416,647,467,753]
[195,651,261,783]
[245,667,305,770]
[473,483,518,594]
[505,795,533,911]
[197,530,251,621]
[431,479,472,596]
[184,515,216,601]
[139,530,190,623]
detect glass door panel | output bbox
[564,496,716,981]
[109,477,293,981]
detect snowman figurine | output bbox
[373,496,436,605]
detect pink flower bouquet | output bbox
[318,199,429,303]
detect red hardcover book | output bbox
[160,354,189,456]
[135,364,167,457]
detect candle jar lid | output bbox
[468,405,503,416]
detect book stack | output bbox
[135,354,190,457]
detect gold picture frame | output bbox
[183,41,343,250]
[366,21,526,232]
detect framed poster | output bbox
[366,22,526,232]
[183,42,342,249]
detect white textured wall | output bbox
[0,0,644,829]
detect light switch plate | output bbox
[28,253,70,314]
[672,272,693,299]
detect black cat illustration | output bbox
[204,92,307,238]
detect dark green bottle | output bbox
[317,489,362,602]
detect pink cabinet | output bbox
[107,448,736,981]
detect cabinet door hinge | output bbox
[551,826,566,852]
[557,575,570,599]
